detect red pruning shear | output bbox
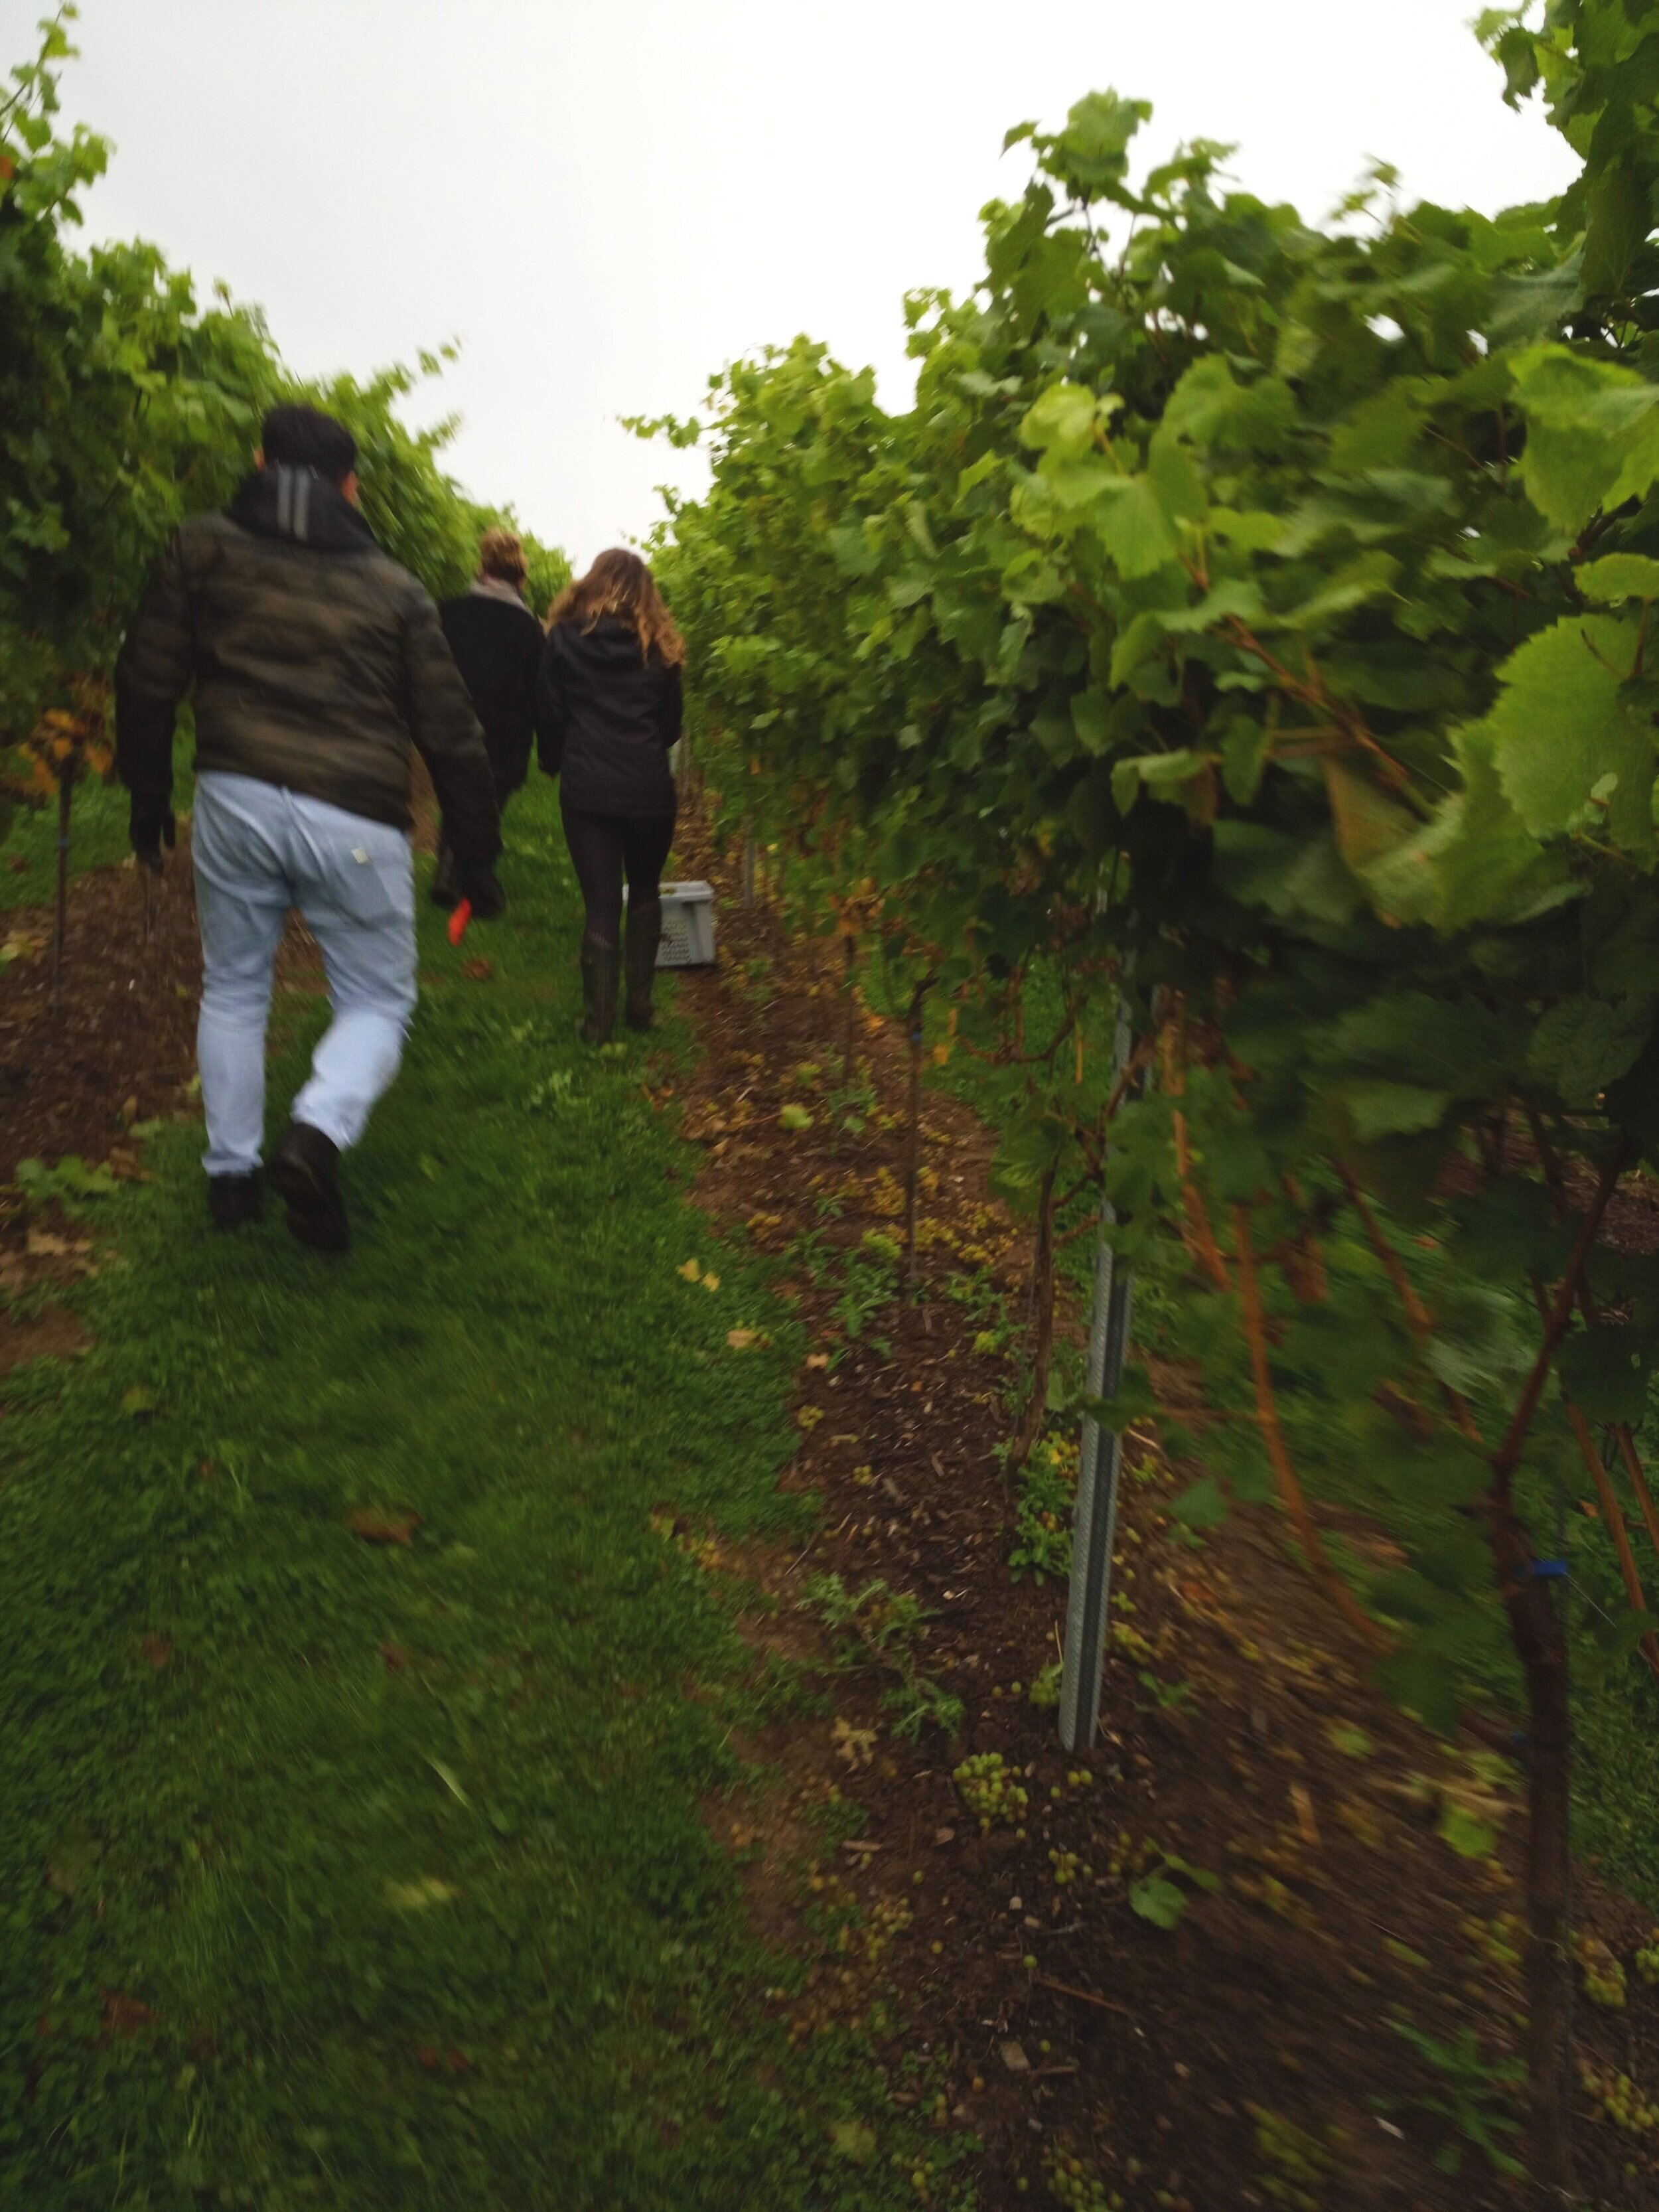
[447,899,472,947]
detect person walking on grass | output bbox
[538,549,684,1045]
[114,402,504,1253]
[432,526,545,909]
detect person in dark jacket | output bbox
[432,526,544,906]
[537,549,684,1043]
[115,403,504,1252]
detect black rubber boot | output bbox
[208,1171,263,1231]
[579,943,620,1045]
[429,842,460,910]
[625,900,663,1032]
[269,1120,350,1254]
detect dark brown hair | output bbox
[548,548,686,668]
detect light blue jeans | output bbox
[192,771,417,1177]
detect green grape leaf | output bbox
[1019,380,1102,461]
[1528,994,1653,1106]
[1342,1082,1453,1142]
[1511,345,1659,532]
[1169,1475,1230,1530]
[1127,1875,1188,1930]
[1110,748,1206,813]
[1579,553,1659,603]
[1557,1325,1650,1426]
[1488,615,1654,853]
[1085,473,1182,578]
[1581,160,1648,299]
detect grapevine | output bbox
[642,0,1659,2180]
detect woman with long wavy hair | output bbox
[536,549,685,1041]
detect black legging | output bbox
[562,806,676,952]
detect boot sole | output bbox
[269,1151,350,1254]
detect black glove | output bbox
[131,793,177,875]
[457,861,506,921]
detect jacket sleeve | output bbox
[536,628,567,778]
[658,664,684,751]
[402,585,501,865]
[114,530,194,802]
[522,612,546,750]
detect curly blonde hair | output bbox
[548,548,686,668]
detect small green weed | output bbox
[15,1154,119,1205]
[800,1574,964,1743]
[1127,1850,1218,1930]
[1379,2020,1523,2177]
[833,1252,899,1341]
[1009,1430,1077,1584]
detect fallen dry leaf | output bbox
[1290,1783,1321,1849]
[677,1258,702,1283]
[460,956,494,982]
[100,1992,160,2041]
[139,1635,171,1670]
[345,1507,422,1548]
[385,1877,458,1910]
[27,1229,89,1259]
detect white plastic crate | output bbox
[623,879,717,968]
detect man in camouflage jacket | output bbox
[115,403,502,1252]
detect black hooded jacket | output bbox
[437,585,544,793]
[115,467,500,863]
[537,617,682,818]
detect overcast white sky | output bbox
[7,1,1576,569]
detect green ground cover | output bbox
[0,780,960,2210]
[0,760,196,915]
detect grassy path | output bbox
[0,784,930,2210]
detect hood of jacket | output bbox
[227,466,379,553]
[559,615,649,672]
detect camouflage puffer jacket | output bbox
[115,468,500,863]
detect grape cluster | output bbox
[1635,1929,1659,1986]
[1028,1662,1062,1710]
[954,1752,1029,1830]
[1041,2148,1123,2210]
[1581,2059,1659,2133]
[1106,1829,1157,1883]
[1577,1931,1628,2009]
[1459,1912,1522,1977]
[1048,1849,1084,1888]
[864,1895,913,1963]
